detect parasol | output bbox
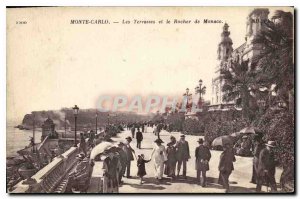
[90,142,114,160]
[230,131,242,137]
[239,127,255,134]
[211,135,234,147]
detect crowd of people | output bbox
[67,122,279,193]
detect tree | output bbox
[254,10,294,111]
[221,59,258,121]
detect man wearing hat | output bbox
[102,148,122,193]
[123,136,135,178]
[131,125,136,138]
[195,138,211,187]
[176,134,190,179]
[151,138,167,182]
[218,143,236,193]
[251,133,265,184]
[116,142,128,184]
[136,128,143,149]
[256,140,277,192]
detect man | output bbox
[218,143,236,193]
[236,135,252,156]
[116,142,127,185]
[130,125,136,138]
[123,136,135,178]
[151,138,167,183]
[136,128,143,149]
[88,130,96,148]
[256,141,277,192]
[251,133,265,184]
[176,135,190,179]
[141,122,144,132]
[195,138,211,187]
[79,133,87,156]
[102,148,122,193]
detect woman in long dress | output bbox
[150,138,167,182]
[164,136,177,179]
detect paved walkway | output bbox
[111,128,282,193]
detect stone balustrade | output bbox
[11,138,90,193]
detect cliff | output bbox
[20,109,151,130]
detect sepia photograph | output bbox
[6,6,294,194]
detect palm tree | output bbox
[254,10,294,110]
[221,59,258,121]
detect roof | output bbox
[233,42,246,54]
[44,118,54,124]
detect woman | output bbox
[164,136,177,179]
[150,138,167,182]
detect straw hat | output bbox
[265,141,276,148]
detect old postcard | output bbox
[6,7,294,194]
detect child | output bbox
[137,154,151,184]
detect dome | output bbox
[44,117,54,125]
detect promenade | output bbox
[111,128,282,193]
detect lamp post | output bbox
[32,114,35,153]
[199,79,203,102]
[72,105,79,147]
[183,88,192,112]
[95,112,98,134]
[195,79,206,108]
[64,116,67,138]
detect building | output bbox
[41,117,57,140]
[210,8,270,110]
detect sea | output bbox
[6,122,42,157]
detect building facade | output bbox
[210,8,270,110]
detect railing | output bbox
[11,146,79,193]
[11,138,91,193]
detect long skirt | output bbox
[164,161,176,177]
[154,162,164,180]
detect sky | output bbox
[6,7,293,122]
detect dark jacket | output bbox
[103,156,119,178]
[123,142,134,161]
[136,131,143,142]
[195,145,211,171]
[257,148,276,176]
[176,140,190,161]
[218,148,236,172]
[166,144,177,164]
[137,158,151,177]
[117,149,128,167]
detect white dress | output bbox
[151,145,167,179]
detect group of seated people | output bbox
[234,135,253,157]
[65,153,94,193]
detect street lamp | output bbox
[183,88,192,111]
[32,114,35,153]
[95,112,98,134]
[72,105,79,147]
[195,79,206,108]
